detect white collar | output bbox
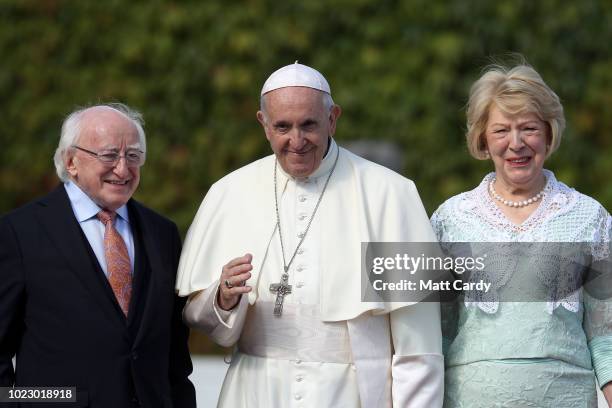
[64,181,130,223]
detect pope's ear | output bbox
[328,105,342,136]
[256,110,266,126]
[256,111,271,141]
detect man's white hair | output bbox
[53,103,146,182]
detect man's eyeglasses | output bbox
[72,145,145,167]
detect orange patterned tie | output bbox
[97,210,132,317]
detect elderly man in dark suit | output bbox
[0,103,196,407]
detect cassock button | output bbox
[295,359,302,365]
[295,375,304,382]
[298,213,307,221]
[294,394,302,401]
[296,282,304,288]
[297,231,305,239]
[298,195,307,202]
[131,352,139,361]
[297,248,305,255]
[296,265,305,272]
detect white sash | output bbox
[238,302,352,364]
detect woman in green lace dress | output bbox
[431,64,612,407]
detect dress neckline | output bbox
[484,171,553,228]
[473,169,570,236]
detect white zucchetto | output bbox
[261,62,331,96]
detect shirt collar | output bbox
[64,181,130,223]
[276,137,339,185]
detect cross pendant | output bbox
[269,272,292,316]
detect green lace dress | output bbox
[431,171,611,408]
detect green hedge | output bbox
[2,0,611,352]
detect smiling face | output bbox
[257,87,341,178]
[66,107,141,211]
[484,104,549,194]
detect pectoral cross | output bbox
[269,272,292,316]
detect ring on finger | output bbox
[224,279,234,289]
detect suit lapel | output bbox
[129,202,161,347]
[35,186,129,333]
[126,202,151,334]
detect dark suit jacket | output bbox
[0,185,196,408]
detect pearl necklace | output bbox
[489,178,545,208]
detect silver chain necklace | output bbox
[269,147,339,316]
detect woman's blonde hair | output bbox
[466,64,565,160]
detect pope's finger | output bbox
[224,272,252,288]
[234,272,251,285]
[225,263,252,277]
[224,254,253,270]
[220,283,252,297]
[226,285,252,295]
[222,272,249,289]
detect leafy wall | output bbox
[2,0,611,352]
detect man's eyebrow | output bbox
[273,120,291,127]
[97,145,120,151]
[97,143,142,151]
[300,118,318,126]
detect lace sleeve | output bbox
[590,211,611,262]
[584,214,612,388]
[584,293,612,388]
[430,207,447,242]
[440,300,458,356]
[431,206,458,354]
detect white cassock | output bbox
[177,139,443,407]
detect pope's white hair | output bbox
[259,90,335,123]
[53,103,146,182]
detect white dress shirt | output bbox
[64,181,135,276]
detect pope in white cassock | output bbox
[176,63,444,407]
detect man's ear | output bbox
[328,105,342,136]
[256,111,271,142]
[65,150,78,178]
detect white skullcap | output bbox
[261,61,331,96]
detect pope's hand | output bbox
[218,253,253,311]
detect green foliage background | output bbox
[1,0,611,352]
